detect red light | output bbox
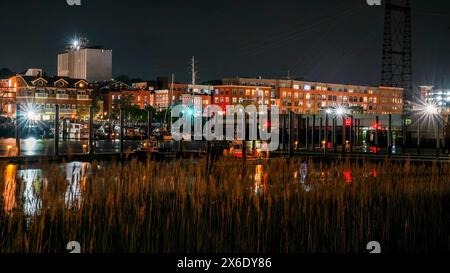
[344,119,352,126]
[343,169,353,184]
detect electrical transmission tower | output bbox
[381,0,413,107]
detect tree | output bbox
[201,79,222,86]
[90,94,102,116]
[114,75,144,86]
[0,68,15,79]
[111,94,134,119]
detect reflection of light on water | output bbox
[300,163,308,184]
[254,164,267,194]
[344,169,353,184]
[298,162,314,192]
[3,164,17,214]
[23,137,38,156]
[18,169,44,216]
[302,184,314,192]
[64,162,89,209]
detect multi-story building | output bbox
[212,85,273,111]
[4,75,93,120]
[58,38,112,83]
[420,86,450,114]
[278,85,403,114]
[153,89,188,110]
[0,79,16,117]
[103,89,153,116]
[150,82,215,114]
[223,77,403,114]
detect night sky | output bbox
[0,0,449,87]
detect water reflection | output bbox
[22,137,38,156]
[18,168,45,216]
[254,164,268,194]
[2,162,90,216]
[299,163,315,192]
[343,169,353,184]
[64,162,89,209]
[3,164,17,214]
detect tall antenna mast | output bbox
[191,56,196,88]
[163,73,175,131]
[170,73,174,105]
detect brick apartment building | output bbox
[1,75,93,120]
[222,77,403,115]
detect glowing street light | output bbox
[335,106,346,118]
[425,104,439,115]
[413,101,442,157]
[26,110,37,121]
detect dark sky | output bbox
[0,0,449,87]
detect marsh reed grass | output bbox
[1,158,450,253]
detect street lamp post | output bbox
[388,114,392,156]
[319,117,323,151]
[89,106,94,156]
[436,119,440,158]
[417,118,421,156]
[325,110,329,156]
[375,116,379,155]
[15,104,20,157]
[333,118,337,153]
[305,116,309,151]
[54,104,60,157]
[420,103,441,158]
[312,115,316,152]
[120,107,124,155]
[350,115,354,153]
[342,118,346,156]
